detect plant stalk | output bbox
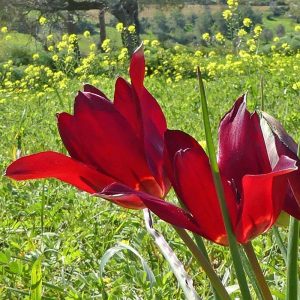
[143,209,201,300]
[174,226,231,300]
[286,217,299,300]
[197,67,251,300]
[243,242,272,300]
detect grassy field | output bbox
[0,53,299,297]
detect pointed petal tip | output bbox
[133,43,144,56]
[130,44,145,89]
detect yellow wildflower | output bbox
[295,25,300,32]
[227,0,238,9]
[222,10,233,21]
[128,25,135,33]
[39,16,47,25]
[83,31,90,38]
[151,40,160,47]
[1,26,8,33]
[116,23,124,32]
[202,32,210,42]
[254,25,262,38]
[273,37,279,42]
[32,53,39,61]
[238,29,247,37]
[52,54,59,62]
[89,43,96,51]
[215,32,225,43]
[292,82,300,90]
[243,18,252,28]
[101,39,111,52]
[65,56,73,63]
[47,34,53,41]
[195,50,203,57]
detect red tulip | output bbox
[100,96,297,245]
[6,45,170,209]
[261,112,300,219]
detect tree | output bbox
[286,0,300,23]
[1,0,140,53]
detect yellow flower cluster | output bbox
[254,25,263,38]
[222,10,233,21]
[1,26,8,33]
[39,16,47,26]
[215,32,225,43]
[243,18,252,28]
[101,39,111,53]
[202,33,210,42]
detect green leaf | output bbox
[30,256,43,300]
[9,260,23,275]
[0,252,9,264]
[99,242,156,286]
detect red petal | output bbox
[114,77,143,139]
[83,84,109,100]
[129,44,145,90]
[218,95,271,192]
[260,113,300,220]
[58,91,159,195]
[174,146,237,245]
[286,171,300,219]
[99,183,201,232]
[115,47,168,194]
[5,151,113,193]
[164,129,203,184]
[236,155,297,243]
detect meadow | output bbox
[0,3,300,299]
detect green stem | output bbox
[286,217,299,300]
[193,234,220,300]
[260,76,264,111]
[243,243,272,300]
[197,67,251,300]
[272,227,287,263]
[174,227,231,300]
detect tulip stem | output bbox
[286,217,299,300]
[174,226,231,300]
[243,242,272,300]
[143,209,201,300]
[192,234,220,300]
[197,67,251,300]
[260,76,264,111]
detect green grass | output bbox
[262,14,297,33]
[0,61,297,297]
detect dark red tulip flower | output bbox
[100,96,298,245]
[261,112,300,219]
[6,45,170,209]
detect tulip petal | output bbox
[286,172,300,219]
[129,44,145,90]
[114,77,143,139]
[99,183,202,233]
[174,146,237,245]
[114,46,167,193]
[260,112,300,219]
[5,151,113,193]
[218,95,271,192]
[236,155,297,244]
[58,91,157,193]
[164,129,204,191]
[83,84,109,100]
